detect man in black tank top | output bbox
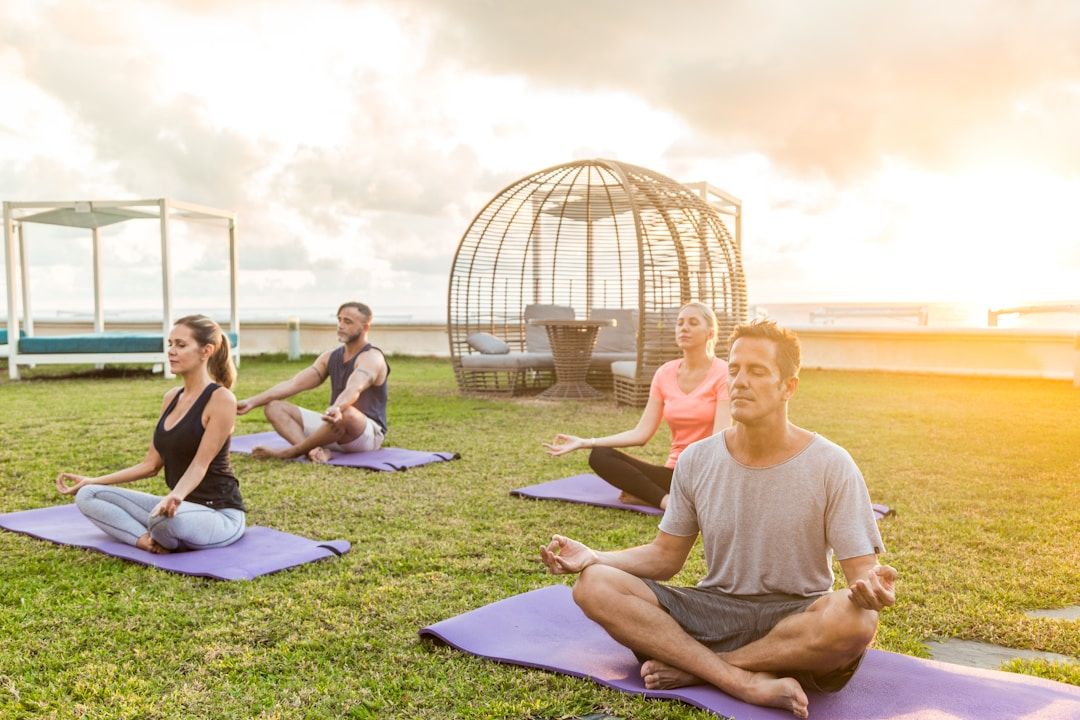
[238,302,390,463]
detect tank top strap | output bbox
[189,382,221,416]
[329,345,345,369]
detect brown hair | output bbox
[728,319,801,380]
[680,301,720,357]
[337,301,372,323]
[174,314,235,389]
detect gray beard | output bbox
[341,330,364,345]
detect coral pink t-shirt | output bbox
[650,357,730,468]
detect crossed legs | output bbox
[588,447,673,509]
[572,565,878,718]
[75,485,246,553]
[253,400,369,463]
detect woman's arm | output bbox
[56,441,165,495]
[151,388,237,517]
[544,395,665,456]
[56,389,177,495]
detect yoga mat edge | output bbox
[420,585,1080,720]
[0,504,351,581]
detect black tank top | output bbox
[329,344,390,433]
[153,383,245,511]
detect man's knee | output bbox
[810,593,878,659]
[572,564,638,617]
[338,407,368,437]
[264,400,292,422]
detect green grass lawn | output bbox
[0,356,1077,719]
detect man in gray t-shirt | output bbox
[541,320,897,720]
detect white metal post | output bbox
[91,227,104,333]
[91,226,104,369]
[159,199,174,379]
[17,222,32,337]
[228,218,240,367]
[4,203,19,379]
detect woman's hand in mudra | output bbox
[150,493,183,519]
[56,472,92,496]
[543,434,588,457]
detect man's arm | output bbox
[237,352,331,414]
[540,530,697,581]
[839,554,897,611]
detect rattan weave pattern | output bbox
[448,159,746,399]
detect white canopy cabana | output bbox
[2,198,238,379]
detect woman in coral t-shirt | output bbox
[544,302,730,509]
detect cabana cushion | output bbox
[610,360,637,379]
[590,308,637,353]
[523,304,574,353]
[0,329,26,344]
[19,331,239,354]
[460,352,556,370]
[466,332,510,355]
[589,352,636,366]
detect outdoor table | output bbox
[527,318,615,400]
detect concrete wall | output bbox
[238,321,450,357]
[13,318,1080,384]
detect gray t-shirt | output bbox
[660,431,885,597]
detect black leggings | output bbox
[588,446,674,508]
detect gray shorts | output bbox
[643,580,864,693]
[299,407,385,452]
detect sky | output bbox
[2,0,1080,322]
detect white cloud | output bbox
[2,0,1078,323]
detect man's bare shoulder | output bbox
[353,347,388,384]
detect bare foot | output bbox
[135,533,170,554]
[252,445,289,459]
[643,660,808,718]
[641,659,702,689]
[307,447,333,464]
[619,491,648,506]
[737,671,809,719]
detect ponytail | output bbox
[209,332,235,388]
[174,314,236,388]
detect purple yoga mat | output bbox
[512,475,895,520]
[420,585,1080,720]
[230,431,459,471]
[0,504,350,581]
[512,474,663,515]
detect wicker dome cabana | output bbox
[447,159,746,401]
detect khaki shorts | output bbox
[299,407,385,453]
[643,580,865,693]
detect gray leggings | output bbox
[75,485,246,551]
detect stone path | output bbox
[926,639,1077,670]
[926,605,1078,669]
[1026,605,1080,621]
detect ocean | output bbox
[17,299,1080,330]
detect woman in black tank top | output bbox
[56,316,246,554]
